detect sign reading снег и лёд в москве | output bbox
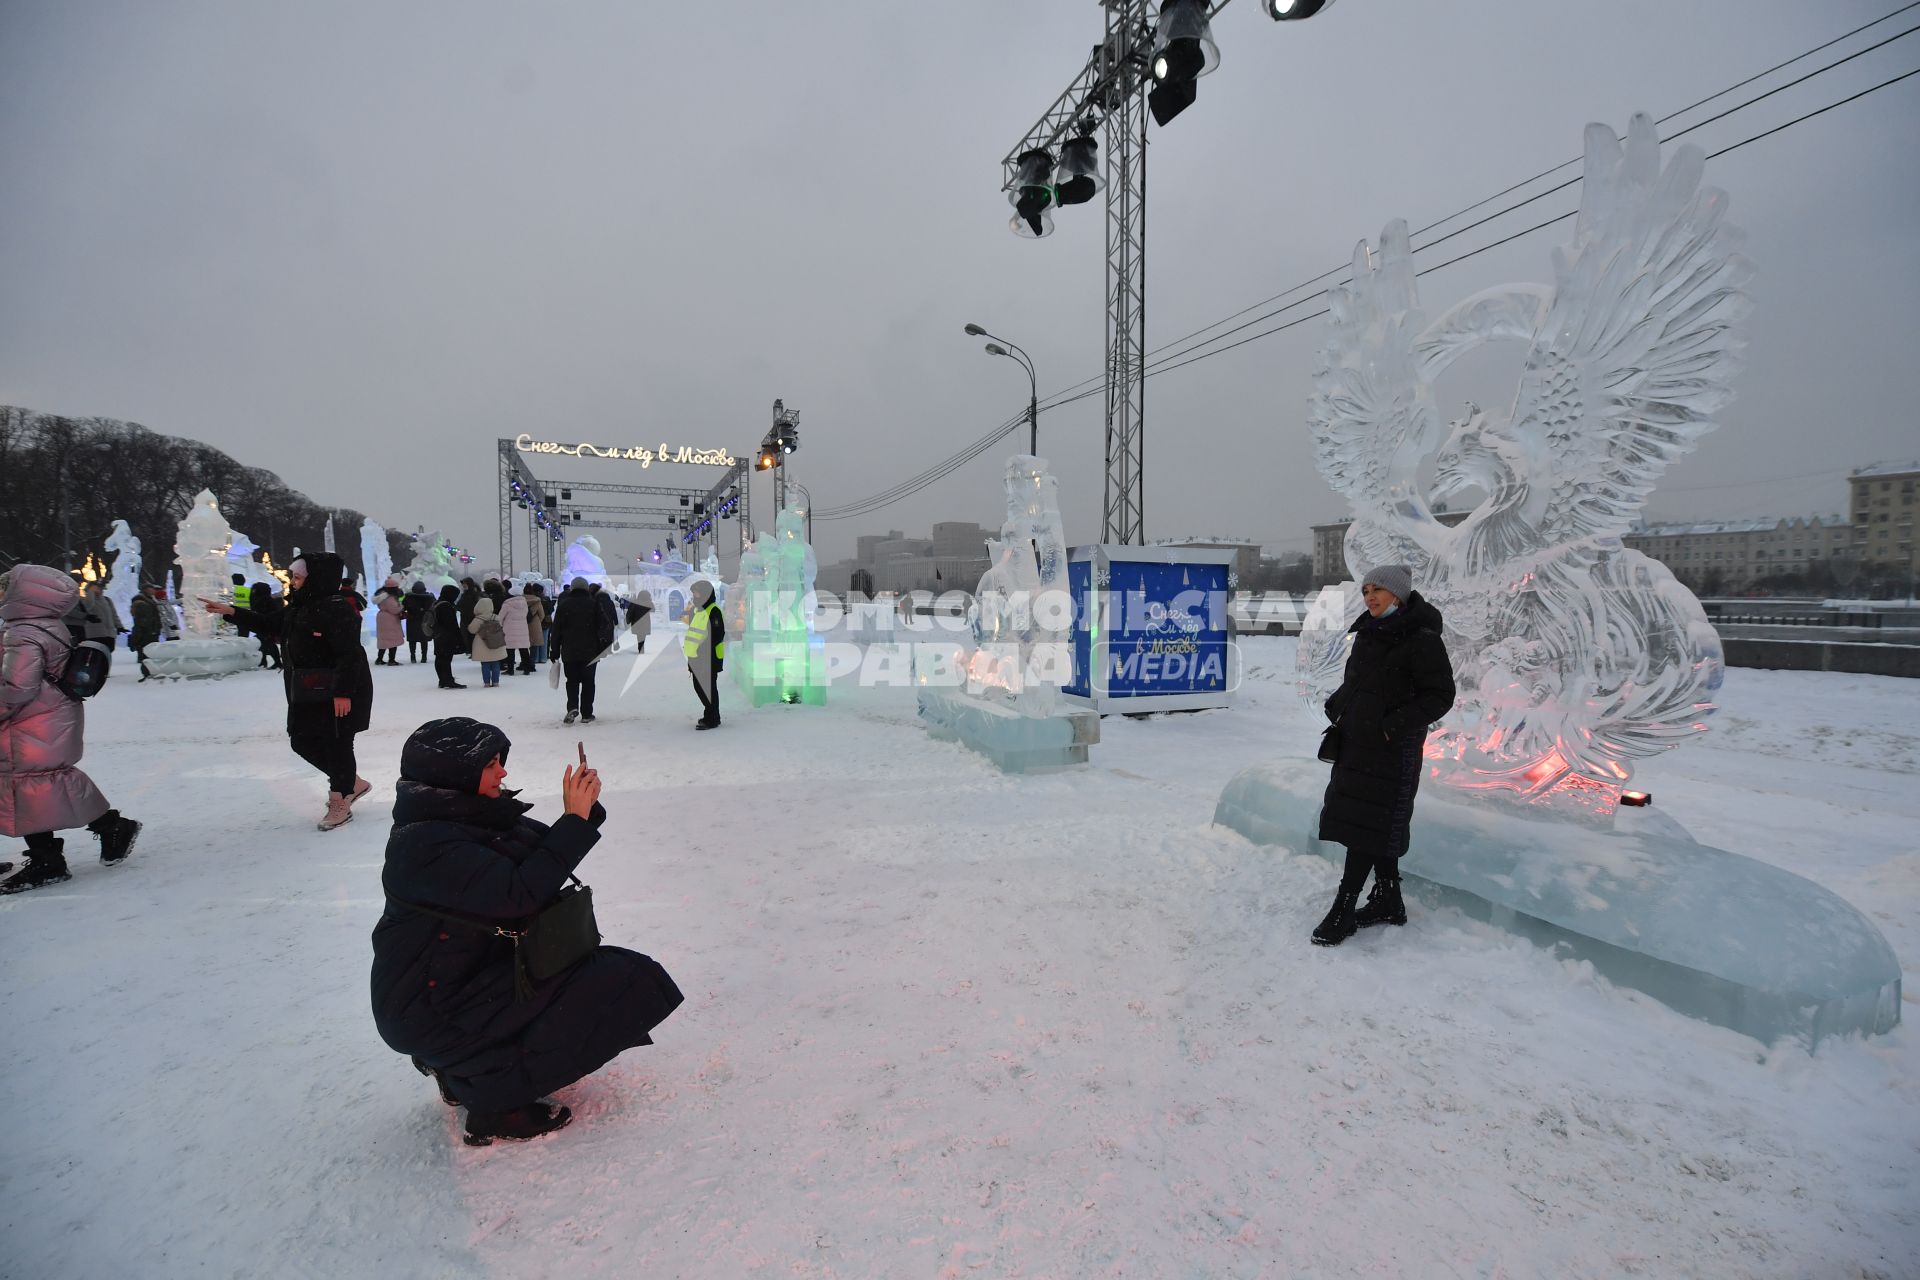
[514,434,736,469]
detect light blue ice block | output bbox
[916,688,1099,773]
[1215,761,1902,1048]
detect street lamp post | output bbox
[962,323,1038,455]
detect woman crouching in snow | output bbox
[371,716,683,1146]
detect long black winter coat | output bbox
[1318,592,1455,857]
[546,587,607,664]
[455,584,480,650]
[431,588,460,655]
[370,718,683,1112]
[403,584,433,642]
[230,552,373,736]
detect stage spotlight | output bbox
[1149,0,1218,127]
[1007,148,1056,239]
[1265,0,1336,18]
[1052,134,1101,206]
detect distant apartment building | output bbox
[1622,515,1852,591]
[1152,536,1262,586]
[818,522,993,596]
[1621,460,1918,593]
[1850,460,1918,584]
[1310,512,1469,587]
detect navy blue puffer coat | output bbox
[370,717,683,1111]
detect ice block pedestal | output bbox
[917,688,1099,774]
[1214,761,1901,1048]
[141,636,259,679]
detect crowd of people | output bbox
[0,556,693,1145]
[2,550,1450,1143]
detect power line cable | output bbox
[1126,22,1920,380]
[1037,6,1920,403]
[818,42,1920,521]
[1135,61,1920,387]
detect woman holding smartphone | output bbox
[369,716,684,1146]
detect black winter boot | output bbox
[463,1102,573,1146]
[0,840,72,895]
[1353,873,1407,929]
[1310,889,1361,947]
[90,811,142,866]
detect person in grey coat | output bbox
[0,565,142,893]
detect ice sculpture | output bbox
[103,520,142,628]
[1301,114,1747,814]
[565,535,608,585]
[916,455,1097,770]
[358,518,393,635]
[224,531,277,590]
[141,490,259,678]
[406,528,462,594]
[1216,114,1898,1046]
[958,455,1071,716]
[727,499,826,705]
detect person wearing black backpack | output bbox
[202,552,375,832]
[403,581,433,663]
[0,564,142,894]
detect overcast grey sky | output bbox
[3,0,1916,572]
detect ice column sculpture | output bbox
[1216,114,1898,1046]
[141,490,259,678]
[103,520,142,626]
[358,518,392,636]
[915,455,1097,770]
[728,499,825,705]
[952,455,1072,716]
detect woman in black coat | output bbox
[371,717,683,1145]
[455,579,481,656]
[403,581,433,663]
[432,584,464,689]
[203,551,375,831]
[1312,564,1455,946]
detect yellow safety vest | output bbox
[683,602,725,661]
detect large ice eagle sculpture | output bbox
[1299,114,1752,812]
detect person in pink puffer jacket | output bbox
[0,564,142,894]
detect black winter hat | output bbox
[438,583,459,601]
[298,551,346,596]
[400,717,511,793]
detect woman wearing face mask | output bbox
[202,551,375,831]
[1311,563,1455,947]
[370,717,683,1146]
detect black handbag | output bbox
[289,668,337,704]
[395,876,601,1001]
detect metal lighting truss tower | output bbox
[1003,1,1236,545]
[497,441,732,578]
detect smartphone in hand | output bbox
[577,740,588,767]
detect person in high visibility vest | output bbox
[683,580,725,730]
[230,573,252,638]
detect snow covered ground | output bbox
[5,634,1917,1279]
